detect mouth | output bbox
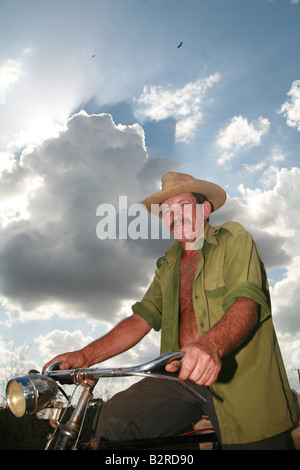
[171,218,192,231]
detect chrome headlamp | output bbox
[6,373,58,418]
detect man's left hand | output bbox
[165,341,222,386]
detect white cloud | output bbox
[175,114,203,143]
[35,329,94,361]
[243,162,266,174]
[8,119,66,154]
[135,73,221,143]
[0,58,23,104]
[279,81,300,131]
[270,256,300,332]
[0,111,178,324]
[216,115,270,164]
[0,152,16,173]
[0,59,23,88]
[276,331,300,391]
[270,148,286,163]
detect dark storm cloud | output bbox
[0,112,179,322]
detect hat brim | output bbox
[142,179,227,217]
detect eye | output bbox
[160,204,170,217]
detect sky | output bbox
[0,0,300,400]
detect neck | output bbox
[179,221,207,255]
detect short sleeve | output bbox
[222,227,271,322]
[131,267,162,331]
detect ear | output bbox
[203,200,212,221]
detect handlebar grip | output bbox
[133,351,185,372]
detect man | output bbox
[43,172,296,449]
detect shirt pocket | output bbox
[204,284,227,327]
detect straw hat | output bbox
[142,172,227,216]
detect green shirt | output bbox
[132,221,296,444]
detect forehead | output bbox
[162,192,196,206]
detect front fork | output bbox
[53,385,94,450]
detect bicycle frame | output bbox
[6,352,219,450]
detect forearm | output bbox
[199,296,259,357]
[42,313,152,372]
[82,313,152,366]
[167,296,259,386]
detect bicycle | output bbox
[6,351,220,450]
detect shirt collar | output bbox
[203,222,218,246]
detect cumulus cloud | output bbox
[279,81,300,131]
[0,111,179,325]
[270,256,300,332]
[216,115,270,164]
[35,329,94,360]
[211,165,300,337]
[135,73,221,143]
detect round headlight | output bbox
[6,379,27,417]
[6,374,58,418]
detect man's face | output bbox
[160,192,208,245]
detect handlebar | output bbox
[45,351,184,379]
[44,351,207,403]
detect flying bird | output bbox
[92,54,95,57]
[177,42,183,48]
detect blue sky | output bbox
[0,0,300,398]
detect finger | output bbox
[42,357,59,373]
[165,360,181,372]
[179,352,215,383]
[178,356,198,381]
[59,355,76,370]
[42,354,68,373]
[58,360,70,370]
[193,364,219,386]
[202,369,219,386]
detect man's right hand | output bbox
[42,349,89,373]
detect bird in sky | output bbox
[177,42,183,48]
